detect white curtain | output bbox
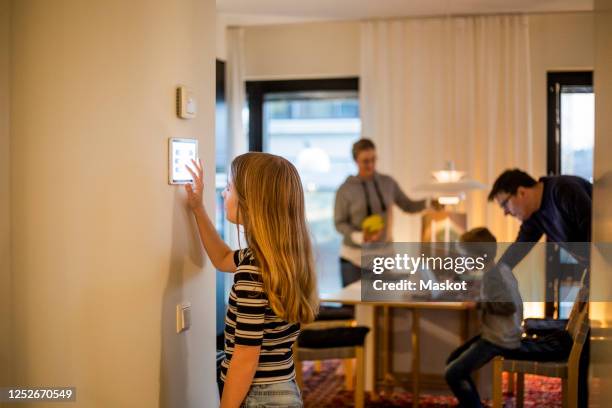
[226,27,248,161]
[225,28,248,293]
[360,15,533,243]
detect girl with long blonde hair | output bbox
[185,152,318,408]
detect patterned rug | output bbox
[301,360,562,407]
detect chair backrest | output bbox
[564,269,590,369]
[568,299,589,343]
[567,302,589,369]
[565,268,589,335]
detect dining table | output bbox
[320,280,476,408]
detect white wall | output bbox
[0,0,12,390]
[9,0,217,407]
[243,21,360,80]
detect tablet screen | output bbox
[169,138,198,184]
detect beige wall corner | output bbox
[593,3,612,242]
[0,0,12,390]
[591,0,612,406]
[9,0,217,406]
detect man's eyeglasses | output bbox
[499,194,514,211]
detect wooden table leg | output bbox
[355,346,366,408]
[517,372,525,408]
[412,309,420,408]
[382,305,391,390]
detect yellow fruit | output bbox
[361,214,385,233]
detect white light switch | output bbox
[176,302,191,334]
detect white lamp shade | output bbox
[414,179,487,194]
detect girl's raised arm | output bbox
[185,159,236,272]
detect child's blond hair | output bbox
[231,152,319,324]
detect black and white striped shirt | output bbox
[219,248,301,385]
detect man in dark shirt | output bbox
[488,169,592,268]
[488,168,592,407]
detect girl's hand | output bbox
[185,158,204,211]
[183,158,236,272]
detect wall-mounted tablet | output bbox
[169,138,198,185]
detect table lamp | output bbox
[415,161,486,242]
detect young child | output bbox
[445,227,523,408]
[185,153,319,408]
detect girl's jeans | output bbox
[217,350,303,407]
[240,380,303,408]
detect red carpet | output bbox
[301,360,562,407]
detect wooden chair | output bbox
[492,285,590,408]
[294,325,370,408]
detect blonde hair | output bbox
[231,152,319,324]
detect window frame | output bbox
[245,78,359,152]
[546,71,593,176]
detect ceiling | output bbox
[218,0,593,26]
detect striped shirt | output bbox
[219,248,301,385]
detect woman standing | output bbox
[185,153,318,408]
[334,138,436,286]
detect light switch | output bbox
[176,302,191,334]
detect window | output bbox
[560,91,595,182]
[547,72,594,180]
[247,79,360,294]
[546,71,593,318]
